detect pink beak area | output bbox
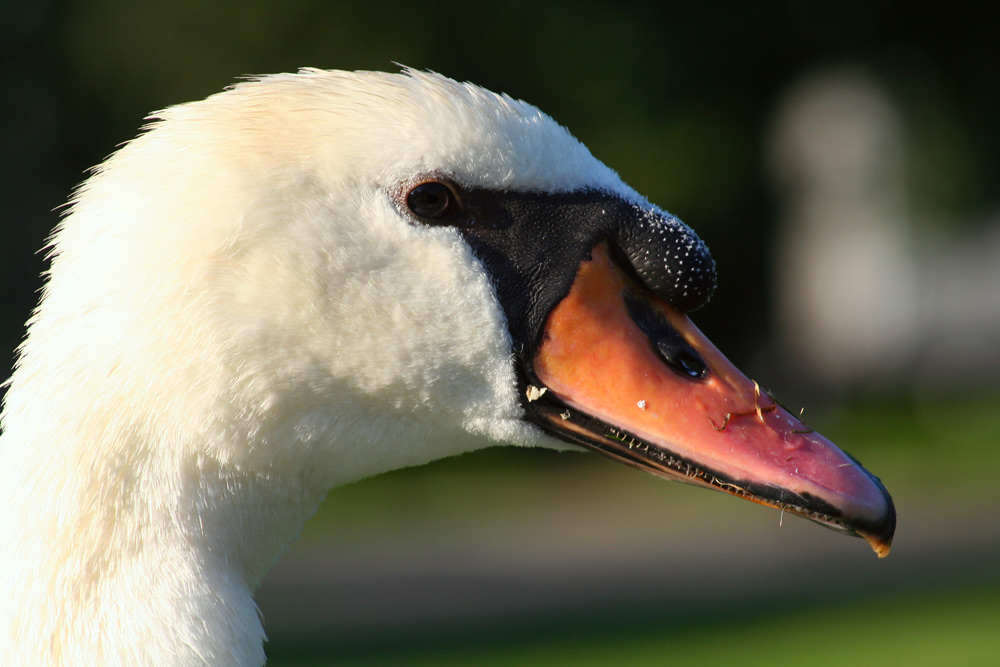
[528,243,895,557]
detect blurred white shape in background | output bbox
[768,67,1000,392]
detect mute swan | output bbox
[0,68,894,666]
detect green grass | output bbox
[269,584,1000,666]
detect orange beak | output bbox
[525,242,895,557]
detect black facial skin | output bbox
[400,178,717,363]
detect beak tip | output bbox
[866,531,893,558]
[861,481,896,558]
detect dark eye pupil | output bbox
[407,182,455,219]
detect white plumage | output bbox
[0,69,638,666]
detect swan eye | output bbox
[407,182,458,220]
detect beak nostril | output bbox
[655,335,709,380]
[665,346,708,379]
[625,291,709,381]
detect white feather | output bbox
[0,68,638,665]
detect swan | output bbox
[0,68,894,666]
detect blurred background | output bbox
[2,1,998,664]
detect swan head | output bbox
[1,65,894,665]
[6,67,894,551]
